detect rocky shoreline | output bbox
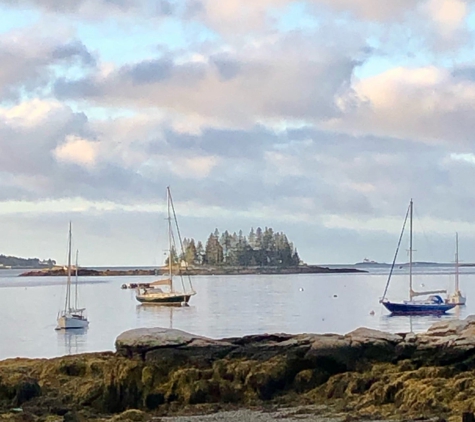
[19,265,366,277]
[2,318,474,421]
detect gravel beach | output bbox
[161,406,348,422]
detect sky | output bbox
[1,0,475,266]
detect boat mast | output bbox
[455,232,459,292]
[168,187,194,294]
[167,187,174,293]
[64,221,72,312]
[409,199,413,300]
[75,250,79,310]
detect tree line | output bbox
[0,254,56,268]
[168,227,301,267]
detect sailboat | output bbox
[56,223,89,330]
[380,199,456,316]
[446,232,466,306]
[135,187,196,305]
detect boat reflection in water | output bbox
[136,303,194,330]
[56,327,88,356]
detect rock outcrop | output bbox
[2,318,475,421]
[19,265,365,277]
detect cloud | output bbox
[425,0,468,31]
[0,30,96,100]
[53,135,99,168]
[52,35,360,126]
[0,0,177,18]
[331,66,475,145]
[2,0,475,266]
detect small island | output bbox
[20,264,365,277]
[19,227,365,276]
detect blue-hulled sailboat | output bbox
[380,199,456,316]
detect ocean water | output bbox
[0,265,473,360]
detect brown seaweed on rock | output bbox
[2,318,475,421]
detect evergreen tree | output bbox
[165,245,178,266]
[220,230,232,263]
[205,233,224,265]
[196,241,204,265]
[255,227,263,250]
[188,226,301,267]
[248,227,256,248]
[262,227,275,253]
[292,248,301,266]
[185,239,197,265]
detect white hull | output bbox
[447,291,466,306]
[56,314,89,330]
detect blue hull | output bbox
[382,301,456,315]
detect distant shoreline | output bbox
[18,265,366,277]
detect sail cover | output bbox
[150,278,172,287]
[410,289,446,297]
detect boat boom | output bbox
[410,289,447,297]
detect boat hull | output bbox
[135,293,193,305]
[382,301,456,315]
[56,315,89,330]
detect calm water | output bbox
[0,265,474,360]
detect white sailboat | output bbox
[446,232,466,306]
[56,223,89,330]
[135,187,196,305]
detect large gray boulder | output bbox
[114,315,475,369]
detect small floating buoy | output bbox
[333,294,338,298]
[299,287,304,292]
[370,310,375,316]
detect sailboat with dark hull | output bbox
[135,187,196,305]
[380,199,456,316]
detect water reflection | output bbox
[56,328,88,355]
[136,303,194,330]
[2,270,475,359]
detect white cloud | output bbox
[450,152,475,164]
[53,135,99,168]
[0,99,64,127]
[169,155,219,179]
[331,65,475,145]
[425,0,468,31]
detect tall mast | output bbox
[65,221,72,312]
[167,187,174,292]
[455,232,459,292]
[409,199,413,300]
[75,250,79,309]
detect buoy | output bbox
[299,287,304,292]
[370,310,375,316]
[333,294,337,298]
